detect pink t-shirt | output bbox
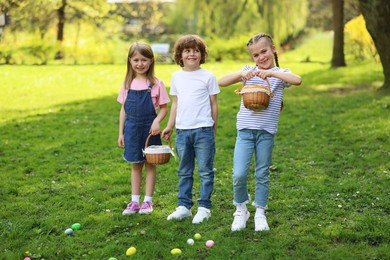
[117,78,170,110]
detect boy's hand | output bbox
[161,128,172,140]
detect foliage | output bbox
[0,30,56,64]
[1,33,389,259]
[21,43,55,65]
[165,0,309,45]
[206,34,252,62]
[344,15,378,62]
[306,0,360,30]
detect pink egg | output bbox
[205,240,215,248]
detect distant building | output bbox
[0,14,6,35]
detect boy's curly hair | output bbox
[173,35,208,67]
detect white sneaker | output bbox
[231,210,250,231]
[192,207,211,224]
[167,206,192,221]
[254,214,270,231]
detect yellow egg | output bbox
[194,233,202,240]
[126,246,136,256]
[170,248,182,255]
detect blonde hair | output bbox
[173,35,208,67]
[124,42,156,89]
[247,33,279,67]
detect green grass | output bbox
[1,33,389,259]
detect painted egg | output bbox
[126,246,136,256]
[205,240,215,248]
[64,228,73,235]
[170,248,182,255]
[71,223,81,230]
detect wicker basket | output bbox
[235,78,273,112]
[144,134,172,165]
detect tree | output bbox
[55,0,66,59]
[307,0,360,30]
[331,0,346,67]
[359,0,390,91]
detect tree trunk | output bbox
[331,0,346,67]
[55,0,66,60]
[359,0,390,91]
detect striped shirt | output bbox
[236,65,291,135]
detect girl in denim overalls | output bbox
[117,42,170,215]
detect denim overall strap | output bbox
[124,83,156,120]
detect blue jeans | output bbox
[233,129,274,208]
[175,127,215,209]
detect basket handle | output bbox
[235,77,273,97]
[243,77,270,89]
[145,133,171,149]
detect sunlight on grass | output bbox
[282,31,334,63]
[1,32,389,259]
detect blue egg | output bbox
[64,228,73,235]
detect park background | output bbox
[1,0,389,259]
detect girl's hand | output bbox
[118,134,125,148]
[161,128,172,140]
[150,120,160,136]
[255,69,273,79]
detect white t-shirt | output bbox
[170,68,220,129]
[237,65,291,135]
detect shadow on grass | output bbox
[1,88,389,259]
[300,64,384,88]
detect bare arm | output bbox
[150,103,168,135]
[161,96,177,140]
[118,104,126,148]
[257,69,302,86]
[218,70,258,87]
[210,94,218,135]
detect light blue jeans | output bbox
[233,129,274,208]
[175,127,215,209]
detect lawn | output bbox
[1,32,389,259]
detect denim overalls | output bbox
[123,83,161,163]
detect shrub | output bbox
[207,35,251,62]
[344,15,379,63]
[21,43,55,65]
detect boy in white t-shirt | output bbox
[162,35,220,224]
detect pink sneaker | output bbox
[139,201,153,214]
[122,201,140,215]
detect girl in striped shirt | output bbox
[218,33,302,232]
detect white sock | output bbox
[131,195,140,203]
[144,195,152,202]
[236,203,247,211]
[255,207,265,216]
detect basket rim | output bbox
[145,133,171,149]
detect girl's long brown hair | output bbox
[124,42,156,89]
